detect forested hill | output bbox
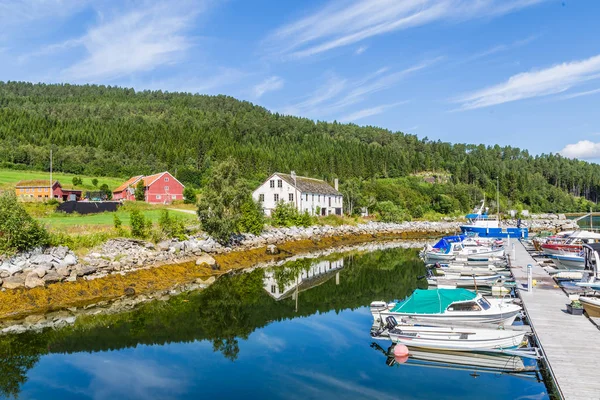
[1,81,599,211]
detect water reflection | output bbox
[0,245,550,400]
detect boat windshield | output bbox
[446,301,481,312]
[477,298,491,310]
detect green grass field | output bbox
[38,207,198,233]
[0,168,124,191]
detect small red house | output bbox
[113,171,184,204]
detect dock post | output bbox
[527,264,533,292]
[512,243,516,261]
[507,234,510,248]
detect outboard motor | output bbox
[385,316,398,330]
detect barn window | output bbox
[259,194,264,202]
[270,180,275,188]
[164,177,169,182]
[156,195,161,199]
[165,186,169,191]
[274,194,279,202]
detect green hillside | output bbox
[1,81,599,213]
[0,168,123,191]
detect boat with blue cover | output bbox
[421,235,505,262]
[370,288,521,326]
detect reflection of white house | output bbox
[252,172,343,217]
[264,259,344,300]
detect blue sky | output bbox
[1,0,599,160]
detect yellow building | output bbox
[15,180,59,200]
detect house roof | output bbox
[16,180,60,188]
[112,176,143,193]
[274,173,340,195]
[112,171,184,194]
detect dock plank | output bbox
[511,240,600,400]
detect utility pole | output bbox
[49,149,53,199]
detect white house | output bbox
[263,258,344,301]
[252,172,343,217]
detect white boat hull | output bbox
[388,325,526,351]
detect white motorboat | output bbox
[433,263,509,277]
[405,348,528,372]
[422,237,505,262]
[579,296,600,317]
[383,317,526,351]
[550,252,585,270]
[427,273,504,288]
[370,288,522,327]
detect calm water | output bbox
[572,215,600,230]
[0,245,550,400]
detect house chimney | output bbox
[334,178,339,191]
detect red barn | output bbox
[112,171,185,204]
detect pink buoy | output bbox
[393,344,409,357]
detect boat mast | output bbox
[496,177,499,222]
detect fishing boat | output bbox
[460,200,528,239]
[541,230,600,255]
[381,317,526,351]
[370,288,522,326]
[579,297,600,317]
[549,252,585,270]
[427,273,504,288]
[421,236,505,262]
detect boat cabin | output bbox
[583,243,600,279]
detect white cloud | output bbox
[461,35,539,64]
[560,140,600,159]
[339,101,408,122]
[253,76,284,98]
[280,58,437,119]
[355,45,368,55]
[455,54,600,110]
[560,87,600,100]
[61,2,202,82]
[0,0,88,26]
[264,0,544,60]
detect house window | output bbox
[289,193,294,202]
[329,197,331,207]
[259,194,264,202]
[305,193,308,201]
[165,186,169,191]
[277,179,282,188]
[312,194,314,201]
[156,195,161,199]
[271,285,276,294]
[164,177,169,182]
[270,180,275,188]
[318,195,321,201]
[274,194,279,202]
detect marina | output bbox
[511,239,600,400]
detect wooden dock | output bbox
[510,240,600,400]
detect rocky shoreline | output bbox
[0,216,578,291]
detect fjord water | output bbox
[1,246,549,400]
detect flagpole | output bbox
[50,149,53,199]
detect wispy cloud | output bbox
[559,87,600,100]
[281,58,439,119]
[455,53,600,110]
[264,0,545,60]
[253,76,284,98]
[60,2,203,82]
[355,45,368,55]
[0,0,88,27]
[560,140,600,159]
[339,101,408,122]
[461,34,539,64]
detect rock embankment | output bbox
[0,217,578,290]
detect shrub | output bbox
[158,209,186,240]
[183,186,197,204]
[92,178,98,187]
[238,199,265,235]
[113,214,122,229]
[72,176,82,186]
[46,198,60,206]
[375,201,411,223]
[0,192,49,254]
[130,210,149,238]
[271,202,314,227]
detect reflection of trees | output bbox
[0,332,48,399]
[0,247,426,395]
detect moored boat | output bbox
[579,297,600,317]
[370,288,522,327]
[550,252,585,270]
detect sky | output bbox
[1,0,599,161]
